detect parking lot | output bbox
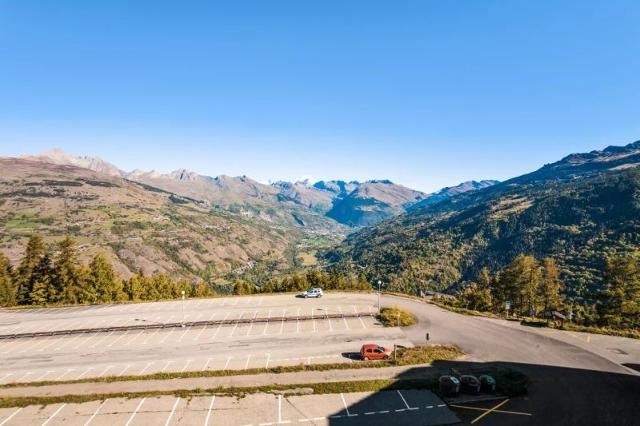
[0,294,411,385]
[0,390,459,425]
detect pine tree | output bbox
[539,257,564,316]
[52,237,82,304]
[88,253,119,303]
[124,274,145,301]
[598,253,640,328]
[14,235,46,304]
[0,252,16,306]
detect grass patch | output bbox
[0,365,528,408]
[0,345,463,389]
[378,306,417,327]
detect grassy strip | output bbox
[0,367,527,409]
[552,322,640,340]
[378,306,417,327]
[0,345,463,389]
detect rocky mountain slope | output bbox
[325,140,640,300]
[22,149,494,228]
[0,158,313,282]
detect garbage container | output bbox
[460,375,481,394]
[479,375,496,393]
[438,375,460,397]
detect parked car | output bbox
[302,288,323,298]
[360,344,392,360]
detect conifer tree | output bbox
[52,237,82,304]
[14,235,46,305]
[89,253,119,303]
[539,257,564,315]
[0,252,16,306]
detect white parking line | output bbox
[84,399,107,426]
[195,312,216,340]
[213,313,231,339]
[203,395,215,426]
[125,398,146,426]
[0,408,22,426]
[340,393,356,417]
[263,310,272,335]
[223,356,231,371]
[42,403,66,426]
[165,397,180,426]
[118,364,132,376]
[55,369,74,380]
[98,365,113,377]
[246,311,259,335]
[162,360,173,372]
[76,367,94,380]
[244,354,252,370]
[202,358,212,370]
[139,362,153,375]
[296,308,300,333]
[397,390,418,410]
[265,353,271,369]
[107,330,130,347]
[340,306,349,329]
[181,360,192,372]
[279,310,286,334]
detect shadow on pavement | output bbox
[327,359,640,426]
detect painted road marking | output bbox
[396,390,418,410]
[265,353,271,369]
[263,310,272,335]
[84,399,107,426]
[76,367,94,380]
[223,356,231,371]
[42,403,66,426]
[139,362,153,375]
[213,312,231,339]
[181,360,192,372]
[125,398,146,426]
[203,358,212,370]
[246,311,259,335]
[470,398,510,424]
[0,408,22,426]
[244,354,252,370]
[449,404,532,416]
[204,395,215,426]
[165,397,180,426]
[340,393,356,417]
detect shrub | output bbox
[379,306,417,327]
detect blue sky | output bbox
[1,1,639,192]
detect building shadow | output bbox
[326,359,640,425]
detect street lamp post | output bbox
[181,290,186,327]
[377,280,382,314]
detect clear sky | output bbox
[1,1,639,192]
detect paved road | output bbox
[384,295,640,425]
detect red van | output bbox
[360,344,391,360]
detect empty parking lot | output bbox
[0,294,411,385]
[0,389,458,426]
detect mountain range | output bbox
[20,149,495,228]
[325,140,640,300]
[1,149,496,283]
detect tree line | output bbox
[452,253,640,330]
[0,235,212,306]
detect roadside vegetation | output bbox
[436,253,640,338]
[378,306,417,327]
[0,345,462,389]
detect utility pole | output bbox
[181,290,186,327]
[377,280,382,314]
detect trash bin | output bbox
[479,375,496,393]
[439,375,460,397]
[460,375,481,394]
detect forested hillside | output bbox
[325,141,640,302]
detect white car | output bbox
[302,288,323,298]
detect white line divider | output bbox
[340,393,357,417]
[203,358,212,370]
[139,362,153,375]
[223,356,231,371]
[181,360,192,372]
[397,390,418,410]
[84,399,107,426]
[125,398,146,426]
[265,353,271,369]
[76,367,94,380]
[204,395,216,426]
[165,397,180,426]
[244,354,252,370]
[0,408,22,426]
[42,403,66,426]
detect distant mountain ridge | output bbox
[325,140,640,299]
[21,148,497,227]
